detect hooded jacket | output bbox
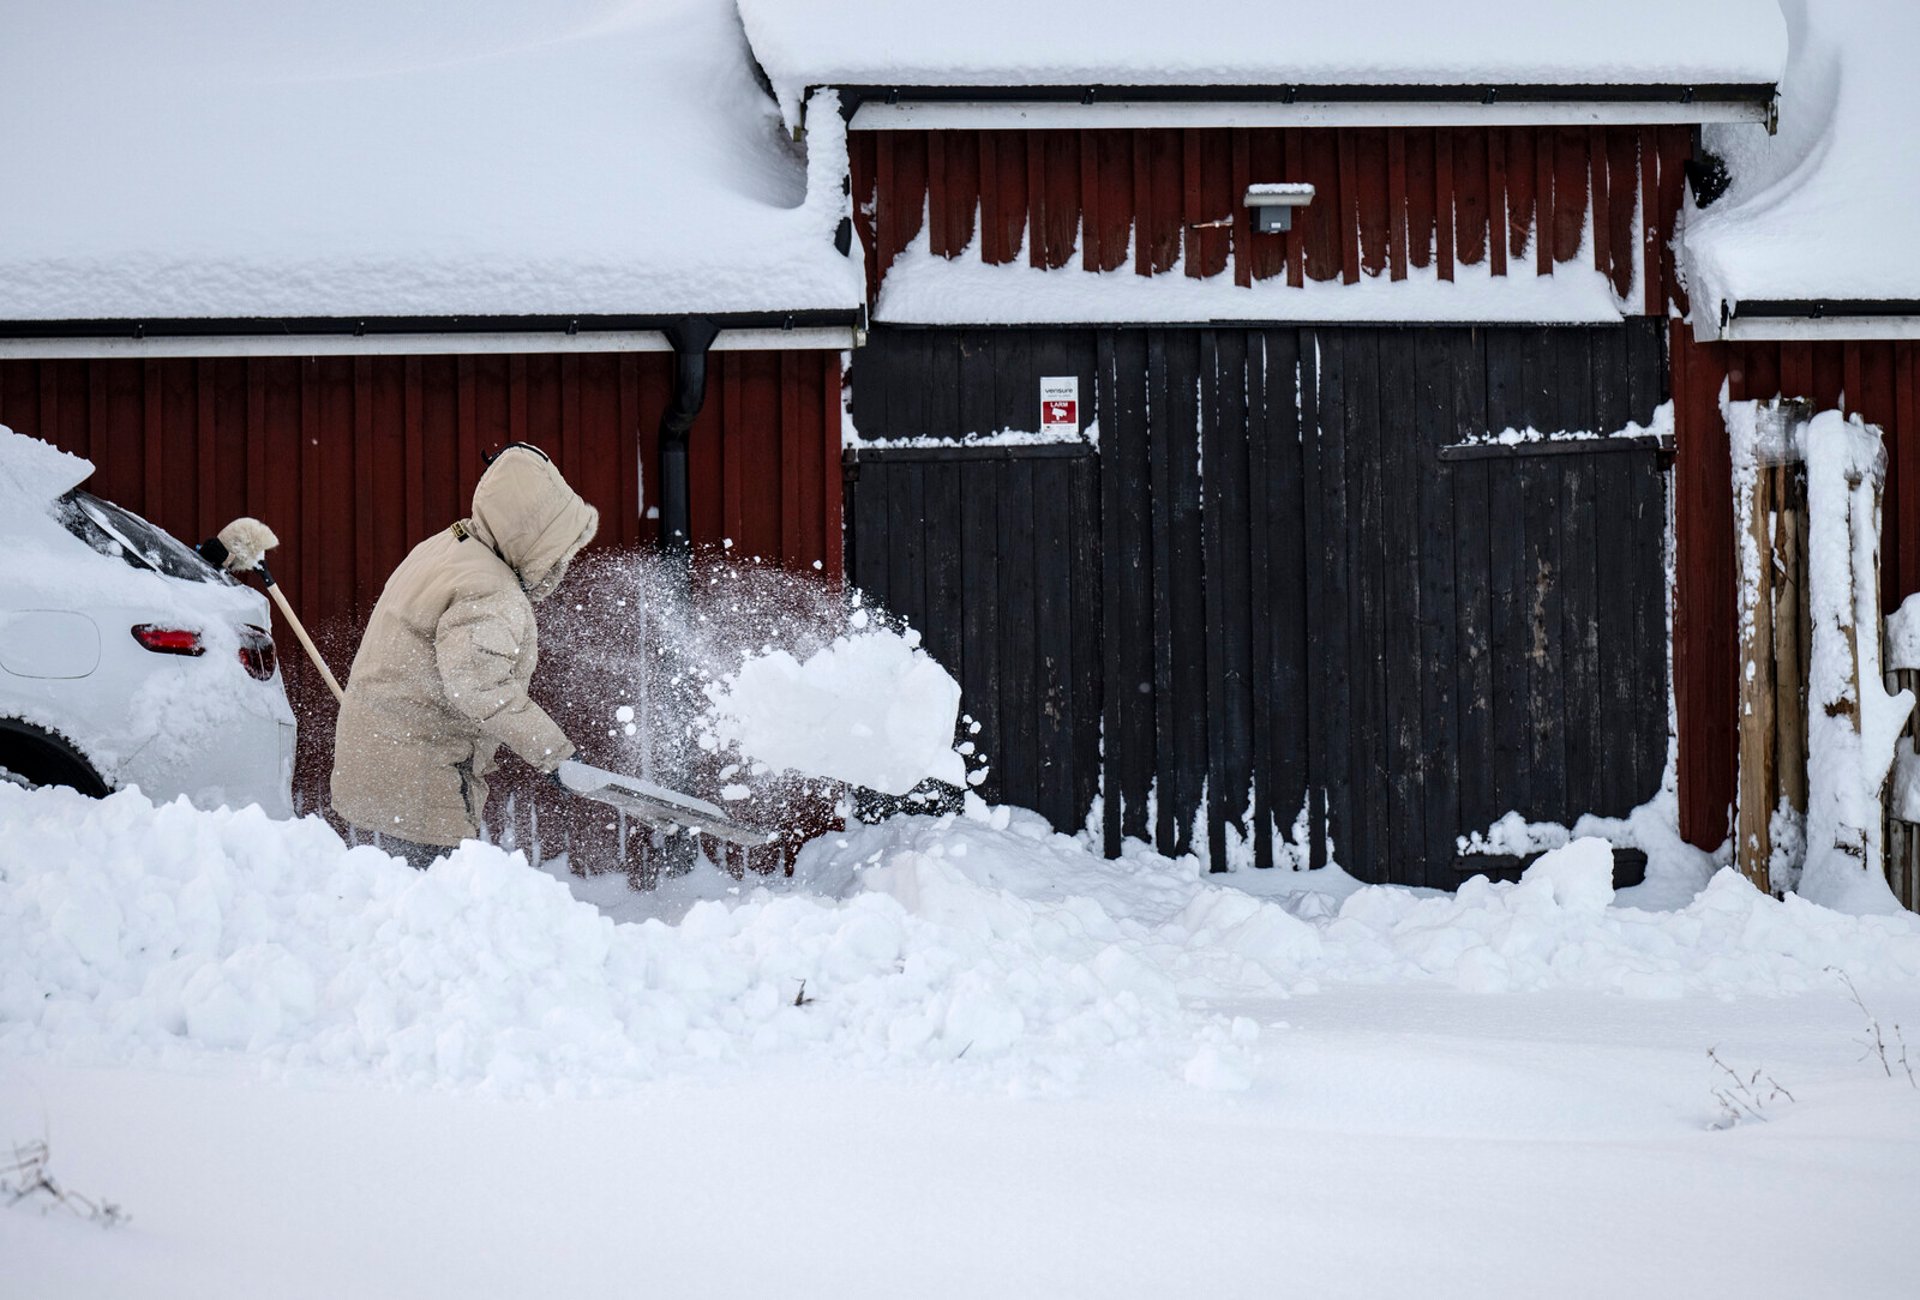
[330,447,599,847]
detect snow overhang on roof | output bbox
[0,0,864,335]
[739,0,1789,129]
[1686,1,1920,341]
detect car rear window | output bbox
[52,491,234,585]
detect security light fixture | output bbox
[1244,183,1316,233]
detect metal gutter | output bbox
[0,310,864,359]
[831,81,1778,130]
[1717,298,1920,342]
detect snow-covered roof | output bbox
[0,0,860,323]
[739,0,1789,125]
[1687,0,1920,330]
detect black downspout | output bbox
[657,316,720,586]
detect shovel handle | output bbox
[266,582,345,704]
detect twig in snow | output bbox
[1,1138,127,1227]
[792,979,813,1008]
[1827,966,1914,1086]
[1706,1047,1795,1129]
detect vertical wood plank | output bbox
[1535,128,1555,276]
[1454,128,1488,267]
[1554,128,1589,266]
[1640,127,1662,315]
[1589,127,1612,281]
[1387,129,1409,281]
[1232,129,1254,288]
[1337,131,1362,284]
[1487,130,1509,278]
[1607,129,1639,301]
[1405,130,1435,270]
[1435,129,1456,282]
[1354,129,1390,278]
[1505,127,1535,270]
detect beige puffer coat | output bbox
[330,447,599,847]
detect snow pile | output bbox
[1687,0,1920,316]
[6,784,1920,1099]
[0,427,92,503]
[1799,409,1911,913]
[0,0,859,319]
[740,0,1787,128]
[702,621,966,795]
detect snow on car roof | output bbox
[739,0,1789,124]
[1686,0,1920,316]
[0,0,860,322]
[0,425,92,504]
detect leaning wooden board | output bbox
[556,760,775,848]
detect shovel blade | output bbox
[556,760,776,848]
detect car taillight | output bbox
[238,625,276,681]
[131,624,205,656]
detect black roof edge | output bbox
[0,309,864,342]
[1731,298,1920,321]
[825,81,1778,114]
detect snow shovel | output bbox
[556,759,776,848]
[198,518,345,702]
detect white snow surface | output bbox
[1687,0,1920,315]
[0,0,860,319]
[5,783,1920,1100]
[740,0,1788,128]
[702,624,966,795]
[877,220,1633,325]
[1798,408,1912,913]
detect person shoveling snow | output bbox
[330,443,598,867]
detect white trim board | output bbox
[847,98,1772,132]
[1715,316,1920,342]
[0,326,859,360]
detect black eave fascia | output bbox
[827,81,1779,114]
[0,309,864,342]
[1729,298,1920,322]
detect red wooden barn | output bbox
[738,0,1793,891]
[14,0,1913,904]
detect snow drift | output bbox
[5,784,1920,1099]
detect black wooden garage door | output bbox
[846,323,1669,888]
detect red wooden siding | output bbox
[0,350,843,814]
[1670,327,1920,849]
[850,125,1695,312]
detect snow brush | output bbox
[199,518,345,703]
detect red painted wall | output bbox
[1669,325,1920,849]
[0,349,843,824]
[852,125,1694,313]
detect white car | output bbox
[0,426,296,817]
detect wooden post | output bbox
[1735,463,1777,889]
[1773,471,1809,820]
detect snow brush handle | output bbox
[265,581,345,704]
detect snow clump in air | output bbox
[701,622,966,795]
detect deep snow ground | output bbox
[5,987,1919,1299]
[4,783,1920,1295]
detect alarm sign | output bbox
[1040,376,1079,437]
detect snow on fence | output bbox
[1728,396,1917,912]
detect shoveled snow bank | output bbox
[740,0,1787,128]
[701,622,965,794]
[6,784,1920,1099]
